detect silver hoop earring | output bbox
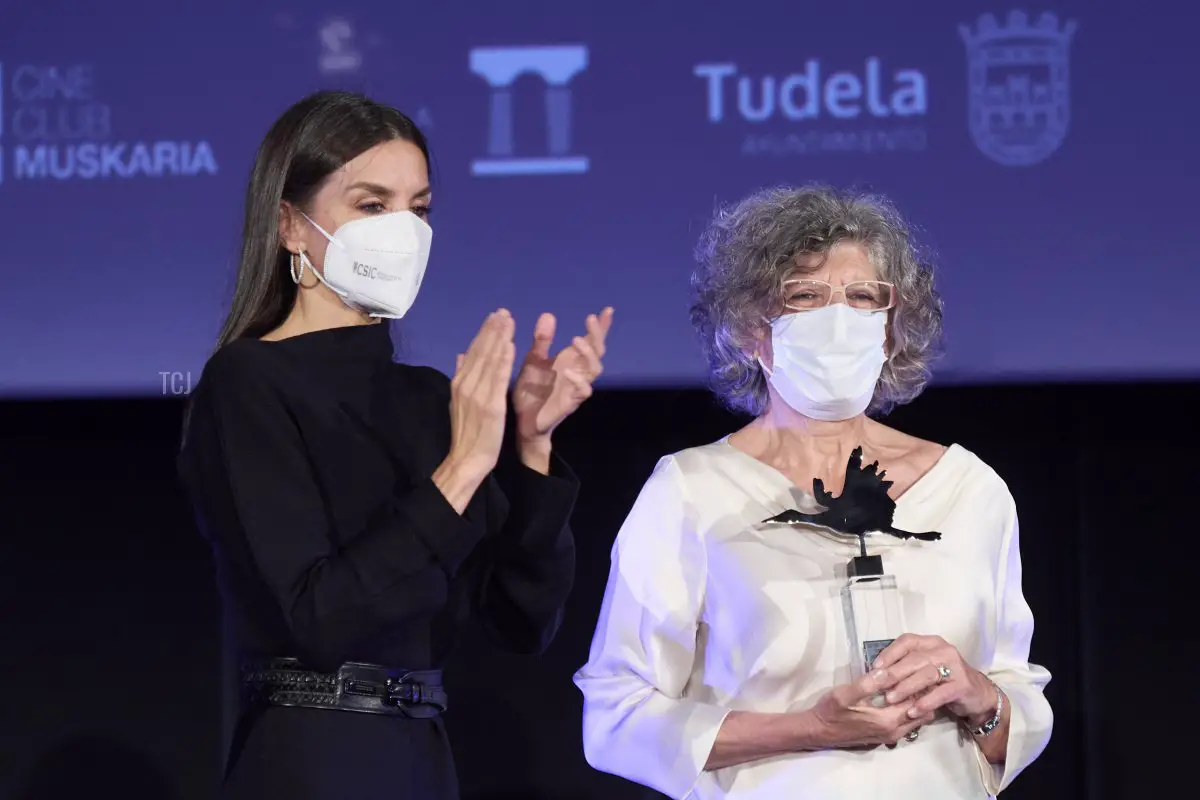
[290,251,305,284]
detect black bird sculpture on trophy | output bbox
[762,446,942,558]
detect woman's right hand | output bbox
[434,310,515,512]
[808,668,936,749]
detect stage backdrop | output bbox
[1,0,1195,398]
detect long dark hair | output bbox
[215,90,431,349]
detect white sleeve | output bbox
[974,497,1055,794]
[573,455,731,800]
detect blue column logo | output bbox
[469,45,589,177]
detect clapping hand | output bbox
[512,307,613,460]
[446,309,517,479]
[434,309,517,513]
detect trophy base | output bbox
[841,546,905,709]
[842,571,904,710]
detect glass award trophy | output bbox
[841,538,904,685]
[761,447,941,691]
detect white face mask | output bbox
[760,303,888,421]
[296,210,432,319]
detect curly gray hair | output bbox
[690,185,944,417]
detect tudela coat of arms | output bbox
[959,11,1079,167]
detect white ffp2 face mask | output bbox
[297,210,432,319]
[761,303,888,421]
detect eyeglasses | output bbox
[781,279,896,313]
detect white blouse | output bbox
[574,440,1053,799]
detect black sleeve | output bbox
[473,412,580,655]
[183,348,486,671]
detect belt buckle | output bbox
[342,678,386,699]
[385,673,423,707]
[340,662,391,704]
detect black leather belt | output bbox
[241,658,447,719]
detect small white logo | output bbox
[469,45,589,177]
[959,11,1079,167]
[318,18,362,75]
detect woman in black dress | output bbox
[177,91,612,799]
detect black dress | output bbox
[177,322,578,799]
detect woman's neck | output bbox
[735,397,874,481]
[263,285,376,341]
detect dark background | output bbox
[2,381,1195,799]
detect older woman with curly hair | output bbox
[573,185,1053,799]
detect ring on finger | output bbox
[905,729,920,742]
[936,664,952,683]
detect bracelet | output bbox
[970,682,1005,738]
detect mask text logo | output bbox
[353,261,400,281]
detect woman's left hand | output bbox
[513,307,613,451]
[870,633,997,723]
